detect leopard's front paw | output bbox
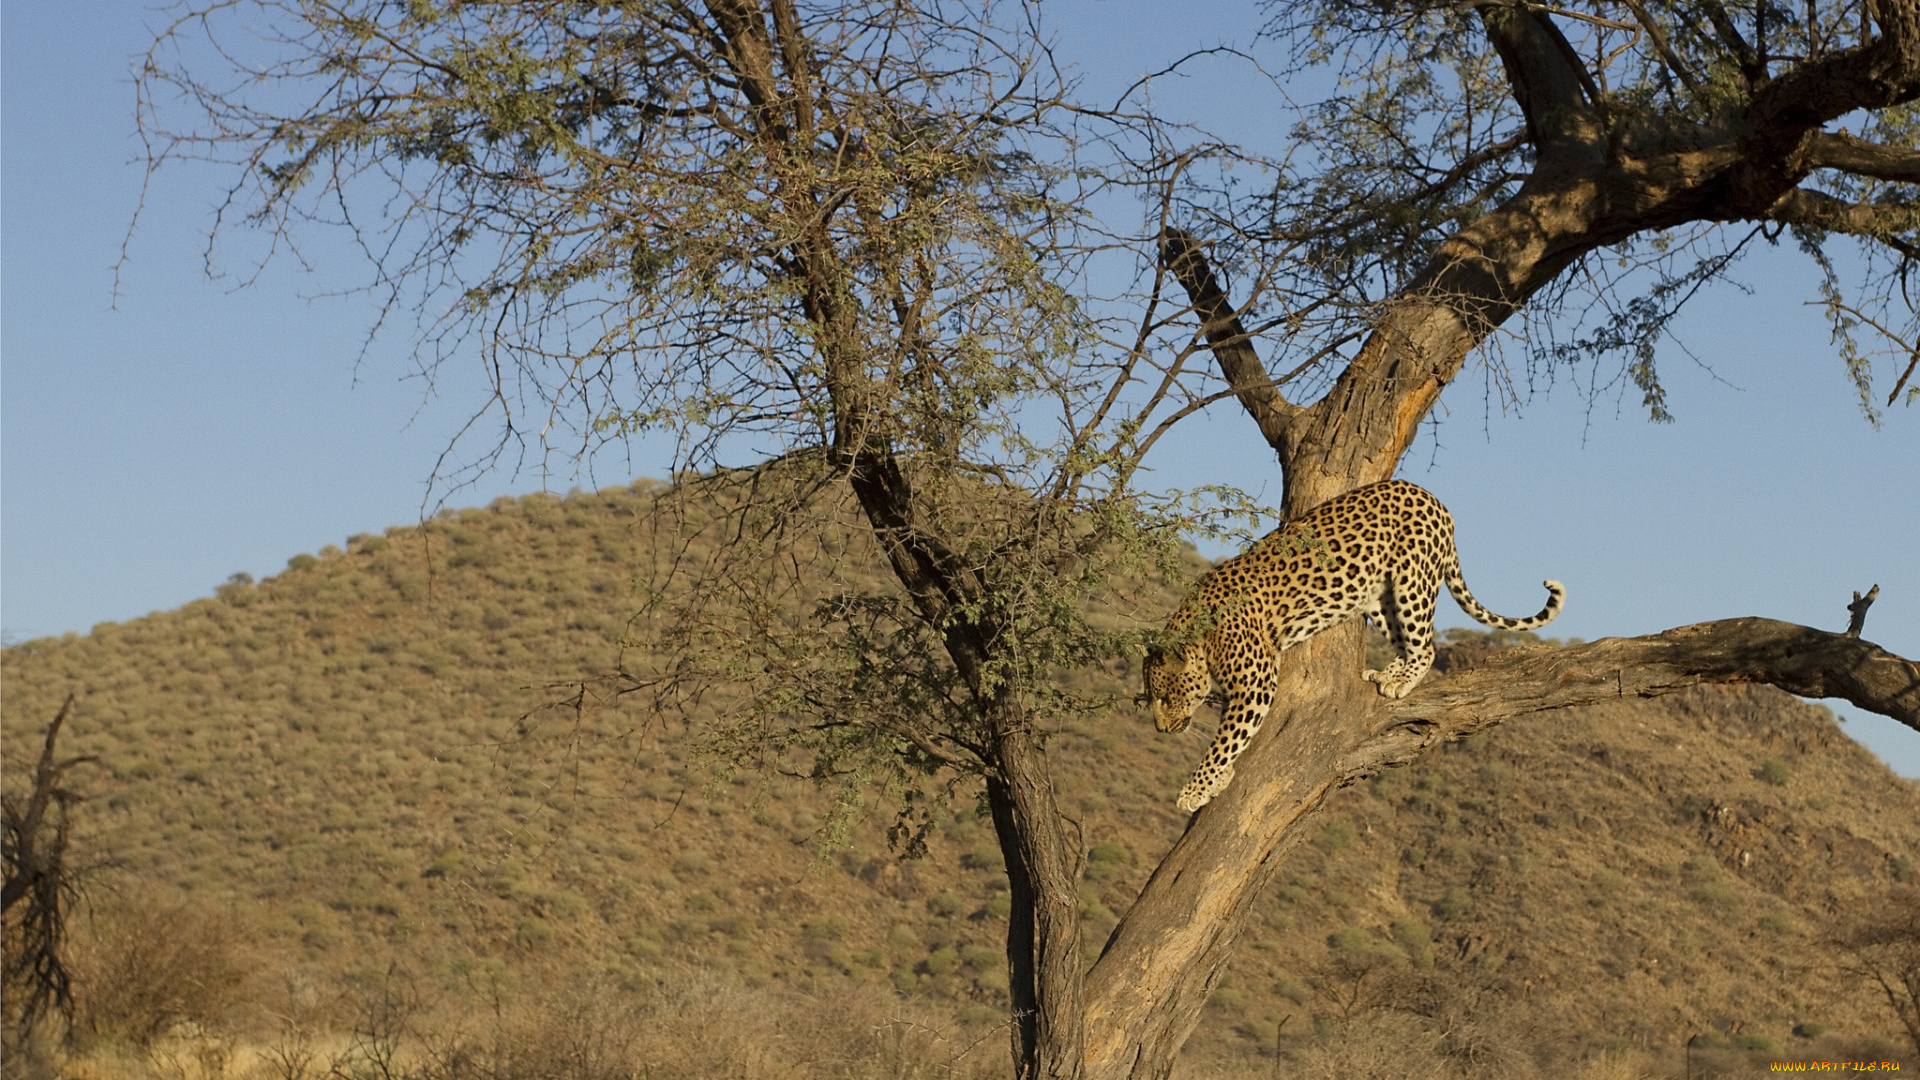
[1176,766,1233,812]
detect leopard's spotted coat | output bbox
[1143,480,1564,811]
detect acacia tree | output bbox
[137,1,1920,1077]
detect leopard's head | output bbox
[1141,645,1209,734]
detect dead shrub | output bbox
[71,888,251,1047]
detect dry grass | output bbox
[47,966,1006,1080]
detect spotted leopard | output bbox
[1143,480,1564,812]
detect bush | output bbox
[1084,841,1131,880]
[73,890,250,1047]
[1432,887,1471,920]
[421,851,464,878]
[1756,757,1793,787]
[1313,818,1356,854]
[1680,854,1721,884]
[1392,918,1434,967]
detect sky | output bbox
[4,1,1918,776]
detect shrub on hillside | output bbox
[72,889,251,1047]
[1756,757,1793,787]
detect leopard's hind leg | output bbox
[1362,570,1439,700]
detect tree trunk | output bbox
[985,699,1088,1079]
[1078,625,1375,1078]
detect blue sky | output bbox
[4,2,1917,776]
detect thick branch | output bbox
[1746,0,1920,137]
[1805,131,1920,182]
[1155,228,1302,452]
[1342,618,1920,777]
[1763,186,1920,257]
[1479,4,1603,151]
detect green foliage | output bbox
[1678,793,1716,820]
[1312,818,1356,854]
[921,946,960,977]
[421,851,464,878]
[1390,918,1433,968]
[1084,840,1132,881]
[1680,854,1722,884]
[1757,757,1794,787]
[1683,855,1742,912]
[1431,887,1471,920]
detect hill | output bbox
[3,480,1916,1079]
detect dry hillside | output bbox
[3,480,1915,1079]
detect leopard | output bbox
[1142,479,1564,812]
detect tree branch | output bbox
[1805,130,1920,183]
[1618,0,1705,96]
[1478,3,1603,152]
[1340,618,1920,778]
[1848,585,1882,637]
[1156,228,1303,452]
[1746,0,1920,138]
[1763,186,1920,258]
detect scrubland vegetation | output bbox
[5,482,1916,1078]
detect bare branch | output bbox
[1890,346,1920,405]
[1345,618,1920,778]
[1617,0,1706,96]
[1849,584,1882,637]
[1156,228,1303,451]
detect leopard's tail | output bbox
[1443,550,1565,631]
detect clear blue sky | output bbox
[4,2,1917,776]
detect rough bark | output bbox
[1358,617,1920,775]
[986,711,1088,1080]
[1081,625,1371,1078]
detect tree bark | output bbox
[1360,617,1920,774]
[986,705,1088,1079]
[1081,625,1372,1079]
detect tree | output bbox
[1833,884,1920,1055]
[135,1,1920,1077]
[3,695,98,1044]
